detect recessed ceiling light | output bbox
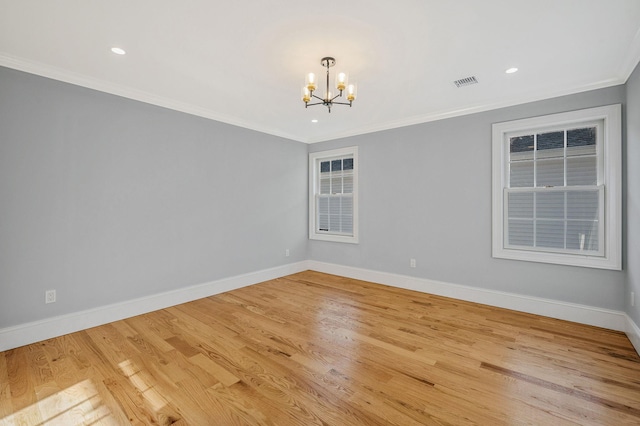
[111,47,126,55]
[311,119,318,123]
[505,67,518,74]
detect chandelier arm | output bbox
[331,101,353,106]
[311,94,325,101]
[330,91,343,101]
[305,101,325,107]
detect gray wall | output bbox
[626,61,640,323]
[309,86,627,310]
[0,66,308,328]
[1,63,635,332]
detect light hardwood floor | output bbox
[1,271,640,425]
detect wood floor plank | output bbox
[189,353,240,387]
[2,271,640,425]
[0,353,13,418]
[5,347,38,414]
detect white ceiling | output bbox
[1,0,640,143]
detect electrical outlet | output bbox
[285,249,290,257]
[410,258,416,268]
[45,289,56,304]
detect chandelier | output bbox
[301,57,357,112]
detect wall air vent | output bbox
[454,76,478,88]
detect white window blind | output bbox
[309,147,358,243]
[317,157,354,234]
[505,126,604,256]
[492,105,621,270]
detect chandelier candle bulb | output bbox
[302,87,311,103]
[347,83,357,101]
[305,73,317,92]
[336,72,348,91]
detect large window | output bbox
[309,147,358,243]
[492,105,621,270]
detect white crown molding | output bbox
[1,53,632,146]
[305,77,627,143]
[0,261,310,352]
[306,261,628,333]
[0,53,303,143]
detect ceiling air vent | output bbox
[454,76,478,88]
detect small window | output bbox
[492,105,621,270]
[309,147,358,243]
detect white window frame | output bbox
[492,104,621,270]
[309,146,359,244]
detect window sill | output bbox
[492,246,621,270]
[310,233,359,244]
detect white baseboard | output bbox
[0,261,309,352]
[307,261,628,332]
[3,260,635,356]
[626,314,640,355]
